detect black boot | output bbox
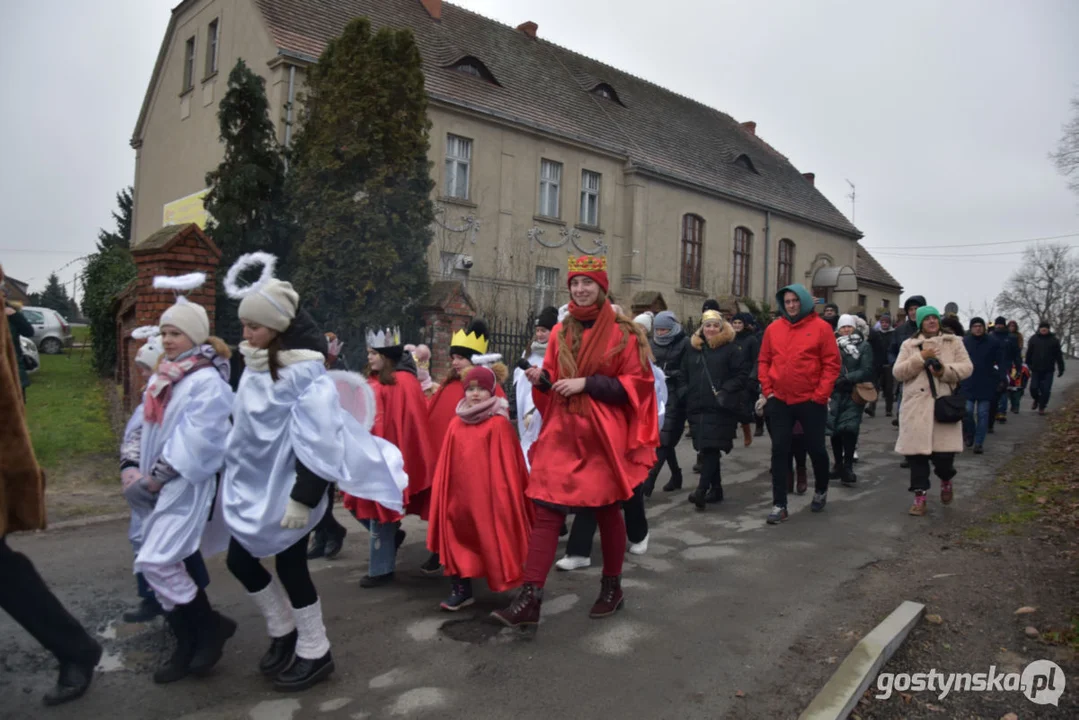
[755,419,765,437]
[705,485,724,503]
[153,608,195,684]
[123,596,164,623]
[306,530,327,560]
[42,644,102,707]
[274,651,335,692]
[688,488,708,509]
[829,462,842,480]
[187,590,237,676]
[840,465,858,487]
[662,469,683,492]
[323,525,347,560]
[420,552,442,575]
[259,630,298,677]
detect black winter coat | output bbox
[960,333,1006,401]
[869,327,894,374]
[652,332,690,446]
[991,328,1020,371]
[681,322,748,453]
[733,328,761,423]
[889,320,918,365]
[1026,332,1065,375]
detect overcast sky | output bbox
[2,0,1077,317]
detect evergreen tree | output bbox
[37,274,74,316]
[83,189,137,375]
[289,18,434,347]
[204,59,297,342]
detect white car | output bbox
[20,334,39,373]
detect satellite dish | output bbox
[944,302,959,316]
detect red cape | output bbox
[528,323,659,507]
[426,413,533,591]
[428,377,505,465]
[344,371,435,522]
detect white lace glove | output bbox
[281,499,311,529]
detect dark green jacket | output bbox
[7,309,34,389]
[827,334,874,435]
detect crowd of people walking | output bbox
[0,255,1068,707]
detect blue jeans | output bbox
[964,400,991,446]
[360,520,399,577]
[1031,370,1055,410]
[997,392,1009,416]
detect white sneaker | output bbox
[555,555,591,571]
[627,534,649,556]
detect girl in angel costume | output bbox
[512,306,559,469]
[221,252,407,692]
[120,274,237,684]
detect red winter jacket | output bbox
[758,312,841,406]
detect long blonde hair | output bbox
[556,294,652,379]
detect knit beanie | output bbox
[1039,320,1051,330]
[702,299,721,314]
[238,279,299,332]
[633,312,654,333]
[994,316,1007,327]
[135,336,164,370]
[969,317,986,330]
[536,306,559,331]
[160,299,210,345]
[916,306,941,329]
[733,311,756,328]
[837,314,857,330]
[824,302,839,313]
[463,365,497,394]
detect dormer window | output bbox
[734,153,758,173]
[590,83,624,106]
[447,56,500,85]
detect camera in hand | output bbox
[924,357,943,372]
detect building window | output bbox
[534,266,559,311]
[680,214,704,290]
[813,287,830,304]
[858,294,868,308]
[538,159,562,218]
[446,56,500,85]
[882,299,890,310]
[579,170,600,226]
[777,238,794,290]
[182,36,196,91]
[590,83,624,105]
[732,227,752,297]
[444,134,472,200]
[205,20,219,77]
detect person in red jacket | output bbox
[759,284,841,524]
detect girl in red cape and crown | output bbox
[491,254,659,634]
[426,364,533,611]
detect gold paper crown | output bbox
[449,329,488,355]
[568,255,607,273]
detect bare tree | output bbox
[996,243,1079,355]
[1051,96,1079,197]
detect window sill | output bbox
[675,287,707,298]
[179,87,194,98]
[438,195,477,209]
[533,215,566,226]
[201,71,218,84]
[575,223,604,234]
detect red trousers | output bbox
[523,504,625,587]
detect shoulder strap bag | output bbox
[925,367,965,424]
[701,347,740,412]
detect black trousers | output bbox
[907,453,956,492]
[831,431,857,468]
[874,366,895,414]
[313,484,344,535]
[565,485,648,557]
[651,445,681,476]
[767,399,831,507]
[696,448,722,492]
[226,535,318,608]
[0,536,100,666]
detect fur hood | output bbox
[690,320,736,350]
[489,361,509,385]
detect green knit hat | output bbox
[916,305,940,330]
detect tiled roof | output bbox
[254,0,861,237]
[855,244,903,291]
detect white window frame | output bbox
[538,159,562,218]
[534,265,559,311]
[206,19,220,76]
[182,35,196,91]
[580,170,600,226]
[444,134,472,200]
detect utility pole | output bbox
[845,179,856,223]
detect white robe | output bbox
[652,361,668,429]
[224,360,406,559]
[513,346,547,469]
[133,367,234,574]
[122,404,150,549]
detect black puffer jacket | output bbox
[652,331,690,446]
[681,322,748,453]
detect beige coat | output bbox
[893,331,973,456]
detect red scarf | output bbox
[561,299,616,415]
[144,355,212,424]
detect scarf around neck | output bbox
[456,395,509,425]
[530,339,549,359]
[837,332,864,359]
[240,341,325,372]
[559,300,616,415]
[144,346,216,424]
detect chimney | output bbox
[517,21,538,39]
[419,0,441,20]
[802,172,815,185]
[740,121,756,135]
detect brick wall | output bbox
[423,281,476,380]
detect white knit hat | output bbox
[225,252,298,332]
[633,312,654,333]
[132,326,164,369]
[837,313,857,330]
[153,272,210,345]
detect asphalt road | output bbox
[2,373,1071,720]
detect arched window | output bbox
[732,227,752,297]
[680,214,704,290]
[590,83,624,106]
[446,56,500,85]
[777,238,795,290]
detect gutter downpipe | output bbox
[763,210,771,305]
[284,65,296,149]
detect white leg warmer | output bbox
[249,577,296,639]
[141,562,197,611]
[292,599,331,660]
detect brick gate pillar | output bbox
[421,281,476,381]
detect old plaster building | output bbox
[131,0,902,322]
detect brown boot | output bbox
[490,584,542,631]
[589,575,624,619]
[742,424,753,447]
[796,467,808,495]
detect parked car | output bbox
[20,335,39,373]
[20,306,73,354]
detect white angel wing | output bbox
[328,370,377,432]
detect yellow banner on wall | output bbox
[163,188,211,228]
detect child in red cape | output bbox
[427,365,533,611]
[342,332,434,588]
[491,255,658,634]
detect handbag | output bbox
[701,351,740,412]
[852,382,878,406]
[925,367,965,424]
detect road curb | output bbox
[798,600,925,720]
[47,513,129,531]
